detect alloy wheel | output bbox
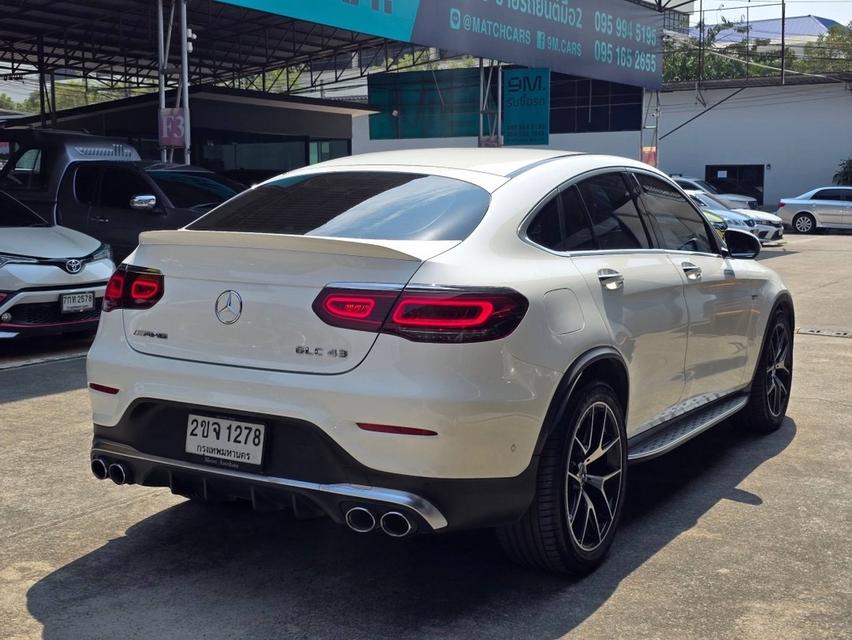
[565,402,623,552]
[765,322,792,418]
[794,215,813,233]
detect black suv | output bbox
[57,162,244,262]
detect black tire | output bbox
[737,308,793,433]
[497,381,628,575]
[791,213,815,234]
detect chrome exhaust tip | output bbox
[344,506,376,533]
[91,457,109,480]
[380,511,413,538]
[107,462,130,486]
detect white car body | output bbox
[87,149,794,573]
[685,190,783,244]
[672,176,758,210]
[0,192,114,339]
[776,186,852,233]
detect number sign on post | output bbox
[159,108,187,148]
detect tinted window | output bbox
[99,168,152,209]
[526,187,595,252]
[0,191,48,227]
[577,173,650,250]
[0,146,46,190]
[813,189,846,201]
[189,172,491,241]
[148,170,241,209]
[74,165,99,205]
[636,174,714,253]
[526,195,562,251]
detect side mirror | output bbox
[724,228,761,259]
[129,194,157,211]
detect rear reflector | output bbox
[103,265,164,312]
[89,382,120,395]
[357,423,438,437]
[313,286,528,343]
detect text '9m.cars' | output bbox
[87,150,794,575]
[1,191,114,339]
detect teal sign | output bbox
[502,68,549,146]
[219,0,662,88]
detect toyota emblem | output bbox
[65,259,83,274]
[215,290,243,325]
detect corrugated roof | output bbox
[689,15,843,43]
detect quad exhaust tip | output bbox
[91,457,109,480]
[107,462,131,486]
[380,511,413,538]
[345,506,376,533]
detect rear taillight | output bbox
[313,286,528,343]
[102,265,164,312]
[777,201,786,210]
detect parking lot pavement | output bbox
[1,235,850,640]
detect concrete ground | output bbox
[1,234,850,640]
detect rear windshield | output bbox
[188,171,491,241]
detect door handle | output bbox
[94,216,110,224]
[597,268,624,291]
[681,261,702,281]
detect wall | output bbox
[657,83,852,207]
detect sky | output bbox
[693,1,852,26]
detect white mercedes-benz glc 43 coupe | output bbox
[1,191,114,339]
[87,149,794,575]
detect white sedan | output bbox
[87,149,794,575]
[1,191,114,339]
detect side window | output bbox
[813,189,844,201]
[74,165,99,205]
[4,147,46,189]
[99,168,152,209]
[635,173,715,253]
[526,187,596,252]
[576,173,650,250]
[526,194,562,251]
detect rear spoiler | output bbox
[138,229,459,262]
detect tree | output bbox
[796,21,852,75]
[0,93,22,111]
[834,158,852,186]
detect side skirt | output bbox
[627,393,749,462]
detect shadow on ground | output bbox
[0,357,86,404]
[27,417,795,640]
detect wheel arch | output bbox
[533,347,629,456]
[747,291,795,390]
[792,210,818,227]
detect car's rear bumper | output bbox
[90,398,538,532]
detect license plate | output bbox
[185,414,265,467]
[61,291,95,313]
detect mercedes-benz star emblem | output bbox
[65,258,83,274]
[215,290,243,325]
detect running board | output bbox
[627,394,749,462]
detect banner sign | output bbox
[159,108,187,148]
[502,68,549,146]
[221,0,663,89]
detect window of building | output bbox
[635,173,715,253]
[577,173,651,250]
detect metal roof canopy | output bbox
[0,0,434,93]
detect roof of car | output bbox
[315,148,583,178]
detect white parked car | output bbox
[672,176,758,210]
[777,186,852,233]
[87,150,794,575]
[686,190,783,244]
[0,191,114,339]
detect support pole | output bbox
[37,36,46,127]
[179,0,191,164]
[781,0,786,85]
[496,64,502,146]
[157,0,167,161]
[49,70,57,126]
